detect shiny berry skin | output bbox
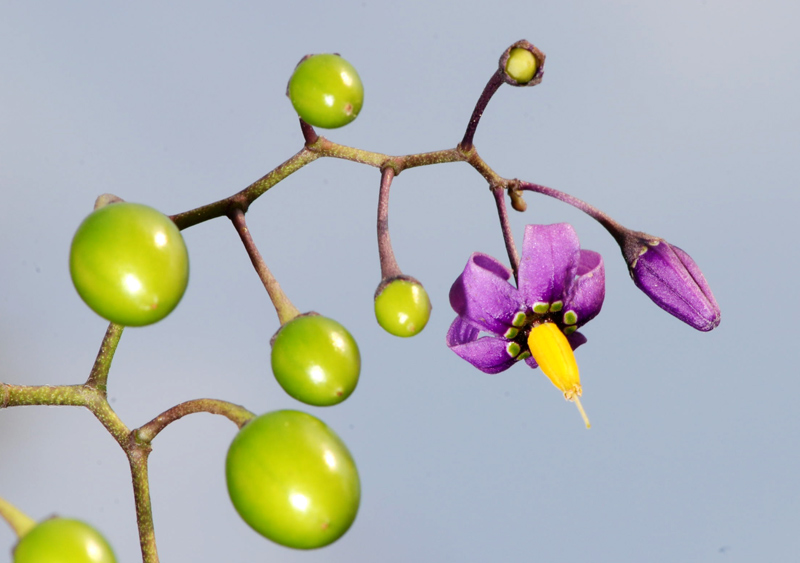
[69,202,189,327]
[374,278,431,337]
[13,518,116,563]
[271,314,360,406]
[288,54,364,129]
[226,410,361,549]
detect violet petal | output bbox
[563,250,605,329]
[446,317,518,374]
[449,252,524,335]
[518,224,580,308]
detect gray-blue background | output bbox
[2,1,798,561]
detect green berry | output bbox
[505,47,537,84]
[226,410,360,549]
[69,202,189,326]
[288,54,364,129]
[14,518,116,563]
[374,278,431,337]
[271,314,360,406]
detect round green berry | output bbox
[69,202,189,327]
[226,410,360,549]
[14,518,116,563]
[271,314,360,406]
[505,47,538,84]
[288,54,364,129]
[374,278,431,337]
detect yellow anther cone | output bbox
[527,322,590,428]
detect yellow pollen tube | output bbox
[527,322,590,428]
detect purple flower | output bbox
[447,223,605,375]
[619,231,720,332]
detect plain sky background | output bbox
[1,1,798,562]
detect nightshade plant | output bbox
[0,39,720,562]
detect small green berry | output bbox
[505,47,537,84]
[374,278,431,337]
[13,518,116,563]
[271,314,360,406]
[226,410,360,549]
[288,54,364,129]
[69,202,190,327]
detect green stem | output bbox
[136,399,255,444]
[0,495,36,538]
[170,146,322,230]
[128,447,159,563]
[169,141,471,233]
[85,322,124,392]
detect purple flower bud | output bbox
[621,231,720,331]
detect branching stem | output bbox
[136,399,255,443]
[228,207,301,325]
[85,322,124,391]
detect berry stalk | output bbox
[377,167,402,279]
[228,208,301,326]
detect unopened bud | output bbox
[621,231,720,331]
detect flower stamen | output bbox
[527,321,590,428]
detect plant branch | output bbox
[299,118,319,145]
[492,186,520,282]
[376,167,402,279]
[135,399,255,444]
[519,181,626,244]
[228,207,301,325]
[85,322,124,392]
[459,69,505,152]
[170,146,322,230]
[127,446,158,563]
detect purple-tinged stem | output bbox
[492,186,520,283]
[136,399,255,443]
[228,208,300,326]
[459,69,505,152]
[377,167,402,279]
[519,181,626,244]
[299,118,318,145]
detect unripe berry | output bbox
[226,410,360,549]
[69,202,190,327]
[505,47,538,84]
[271,314,360,406]
[13,518,116,563]
[374,277,431,337]
[288,54,364,129]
